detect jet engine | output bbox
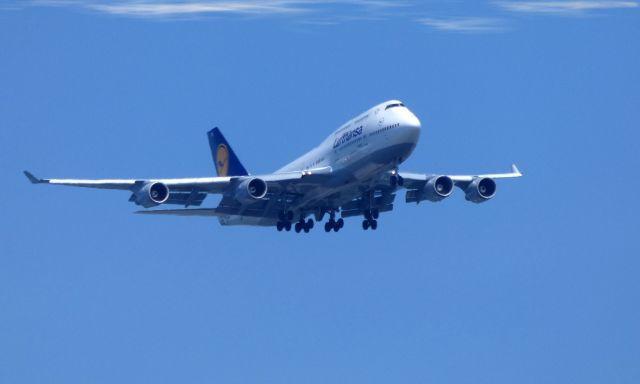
[465,177,496,203]
[405,175,454,203]
[235,178,268,203]
[133,181,170,208]
[424,175,454,201]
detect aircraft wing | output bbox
[24,170,232,193]
[23,166,332,208]
[399,164,522,204]
[24,166,330,191]
[399,164,523,189]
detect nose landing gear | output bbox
[390,174,404,187]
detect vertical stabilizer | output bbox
[207,128,249,177]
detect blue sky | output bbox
[1,1,639,383]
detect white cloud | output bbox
[16,0,640,29]
[29,0,405,18]
[87,1,306,17]
[497,1,639,14]
[418,17,506,32]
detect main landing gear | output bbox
[276,210,314,233]
[324,211,344,233]
[276,210,294,232]
[324,218,344,232]
[295,218,314,233]
[276,209,349,233]
[362,208,379,231]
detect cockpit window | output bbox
[385,103,405,110]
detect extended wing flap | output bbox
[136,208,222,216]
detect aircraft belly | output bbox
[294,142,416,209]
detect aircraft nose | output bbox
[400,109,421,143]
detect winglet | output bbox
[511,164,523,176]
[24,170,46,184]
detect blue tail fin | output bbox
[207,127,249,177]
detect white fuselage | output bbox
[220,100,422,226]
[279,100,421,183]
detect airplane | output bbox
[24,100,522,233]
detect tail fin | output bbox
[207,127,249,177]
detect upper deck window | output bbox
[385,103,405,110]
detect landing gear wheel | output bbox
[397,175,404,187]
[295,222,302,233]
[276,222,283,232]
[324,222,332,232]
[285,222,292,231]
[370,219,378,230]
[390,175,397,187]
[333,224,340,232]
[362,220,370,230]
[306,219,314,230]
[337,218,344,228]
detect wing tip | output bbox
[511,164,523,176]
[24,170,45,184]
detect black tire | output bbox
[285,222,292,231]
[370,219,378,230]
[337,218,344,228]
[362,220,369,230]
[306,219,314,229]
[294,222,302,233]
[277,222,283,231]
[324,222,332,232]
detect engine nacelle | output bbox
[424,175,454,201]
[465,177,496,203]
[405,175,454,203]
[134,181,170,208]
[235,178,268,203]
